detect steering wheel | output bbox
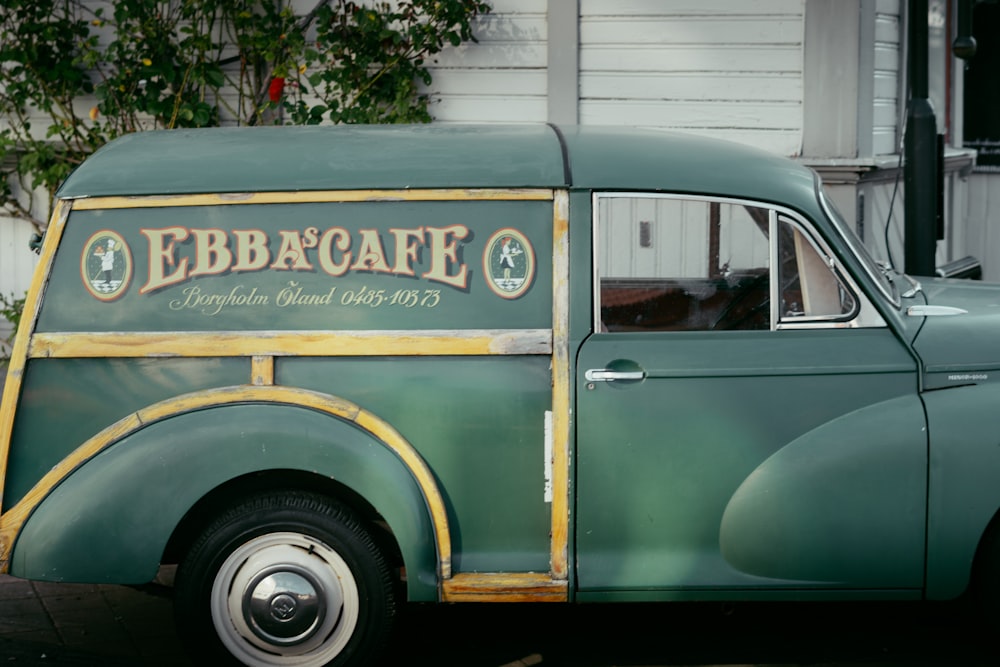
[710,273,770,330]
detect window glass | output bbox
[777,217,856,320]
[597,196,856,332]
[598,197,771,331]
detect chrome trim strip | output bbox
[907,305,968,317]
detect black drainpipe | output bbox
[904,0,939,277]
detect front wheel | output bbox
[174,492,395,667]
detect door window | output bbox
[595,195,856,332]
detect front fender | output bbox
[720,394,928,587]
[924,381,1000,600]
[9,387,443,601]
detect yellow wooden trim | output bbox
[0,412,140,572]
[0,385,451,579]
[0,200,71,518]
[68,188,555,210]
[355,410,452,579]
[441,572,568,602]
[27,329,552,359]
[251,356,274,386]
[549,190,571,580]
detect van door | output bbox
[575,193,927,596]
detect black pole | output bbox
[904,0,938,276]
[953,0,977,60]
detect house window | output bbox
[963,1,1000,169]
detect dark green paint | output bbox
[278,356,553,573]
[914,277,1000,379]
[923,381,1000,599]
[3,358,247,508]
[720,394,927,587]
[56,125,567,197]
[11,403,439,600]
[575,329,921,591]
[55,125,824,206]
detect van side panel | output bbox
[6,191,559,593]
[36,200,553,333]
[10,403,439,599]
[2,357,248,509]
[280,356,553,573]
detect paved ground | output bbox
[0,574,187,665]
[1,571,997,666]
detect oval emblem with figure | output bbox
[81,230,132,301]
[483,228,535,300]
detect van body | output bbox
[2,124,1000,665]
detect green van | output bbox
[2,124,1000,666]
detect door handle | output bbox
[585,368,646,382]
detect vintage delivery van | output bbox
[3,124,1000,665]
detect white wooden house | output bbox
[2,0,996,347]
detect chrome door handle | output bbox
[585,369,645,382]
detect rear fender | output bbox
[4,386,447,601]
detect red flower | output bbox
[268,77,286,102]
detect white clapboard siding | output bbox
[863,179,907,270]
[599,197,769,280]
[0,216,38,297]
[578,0,805,156]
[580,100,801,129]
[585,0,804,14]
[430,96,548,123]
[0,214,40,353]
[874,0,902,156]
[582,72,801,102]
[580,17,803,45]
[580,46,802,74]
[967,175,1000,281]
[425,0,548,123]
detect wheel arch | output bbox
[162,468,404,574]
[970,506,1000,594]
[5,386,447,601]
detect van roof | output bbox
[55,124,819,209]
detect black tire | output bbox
[174,491,396,667]
[974,519,1000,627]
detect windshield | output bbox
[819,190,899,306]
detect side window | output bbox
[777,215,856,321]
[596,195,856,332]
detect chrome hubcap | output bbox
[210,532,358,666]
[244,568,328,646]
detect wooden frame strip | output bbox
[550,190,571,581]
[0,200,71,517]
[28,329,552,359]
[441,572,567,602]
[69,188,555,210]
[0,385,453,579]
[251,355,274,386]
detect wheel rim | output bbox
[210,532,360,666]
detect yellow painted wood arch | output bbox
[0,385,452,578]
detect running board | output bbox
[441,572,568,602]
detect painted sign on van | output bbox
[40,199,553,333]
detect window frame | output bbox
[591,192,885,333]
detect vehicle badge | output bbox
[81,230,132,301]
[483,228,535,300]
